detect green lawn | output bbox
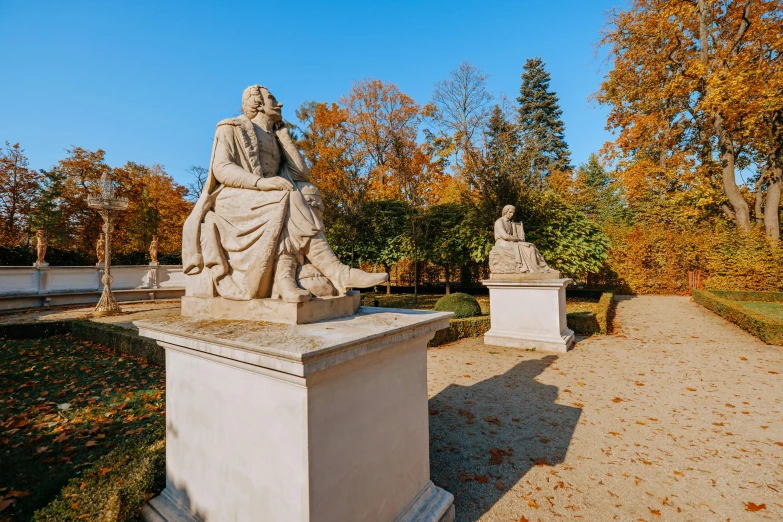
[737,301,783,321]
[0,335,164,520]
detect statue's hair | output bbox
[242,85,267,118]
[502,204,515,215]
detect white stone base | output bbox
[135,307,455,522]
[180,291,361,325]
[482,278,574,353]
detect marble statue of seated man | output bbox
[182,84,387,303]
[489,204,555,276]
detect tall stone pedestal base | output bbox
[482,278,574,353]
[134,308,455,522]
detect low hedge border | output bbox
[429,292,615,346]
[0,319,164,366]
[693,289,783,346]
[429,315,490,346]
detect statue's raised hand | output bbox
[254,176,293,191]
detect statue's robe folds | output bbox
[492,218,552,273]
[182,115,321,300]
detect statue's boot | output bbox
[306,234,389,294]
[275,254,311,303]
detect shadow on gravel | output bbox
[428,355,581,522]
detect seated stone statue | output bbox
[489,205,556,276]
[182,84,387,303]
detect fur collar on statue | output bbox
[216,115,262,177]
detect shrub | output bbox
[693,290,783,345]
[429,316,490,346]
[433,293,482,318]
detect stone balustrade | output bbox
[0,265,185,311]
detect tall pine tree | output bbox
[517,58,572,186]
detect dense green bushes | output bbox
[429,316,490,346]
[433,293,482,318]
[693,290,783,345]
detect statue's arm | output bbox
[212,126,263,189]
[275,126,310,182]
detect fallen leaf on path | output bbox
[612,397,624,403]
[744,502,766,512]
[495,481,505,491]
[528,499,539,509]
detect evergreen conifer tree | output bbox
[517,58,572,185]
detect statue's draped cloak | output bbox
[182,115,319,300]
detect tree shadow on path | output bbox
[428,355,581,522]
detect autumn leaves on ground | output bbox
[0,336,164,520]
[1,295,781,520]
[428,296,783,521]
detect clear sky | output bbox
[0,0,623,187]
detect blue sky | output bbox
[0,0,623,187]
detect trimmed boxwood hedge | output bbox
[567,292,614,335]
[693,289,783,345]
[429,315,490,346]
[433,293,482,318]
[0,319,164,366]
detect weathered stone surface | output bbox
[489,205,556,276]
[134,308,454,521]
[182,85,386,307]
[180,290,360,325]
[483,278,574,352]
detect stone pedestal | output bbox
[181,291,361,325]
[482,278,574,352]
[135,307,455,522]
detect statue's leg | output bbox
[274,253,312,303]
[305,233,388,294]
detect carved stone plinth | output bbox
[135,308,455,522]
[483,278,574,353]
[180,291,361,325]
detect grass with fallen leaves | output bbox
[0,334,164,520]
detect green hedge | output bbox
[566,292,614,335]
[0,319,164,366]
[429,316,490,346]
[70,321,164,366]
[705,290,783,303]
[433,293,482,318]
[693,289,783,345]
[32,422,165,522]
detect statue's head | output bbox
[502,205,515,219]
[242,85,283,124]
[36,230,44,238]
[152,235,158,242]
[299,183,324,220]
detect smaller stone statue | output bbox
[149,235,159,264]
[96,233,105,264]
[34,230,48,266]
[488,205,557,278]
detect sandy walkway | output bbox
[428,296,783,521]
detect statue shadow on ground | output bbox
[428,355,581,522]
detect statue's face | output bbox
[504,207,515,219]
[261,88,283,123]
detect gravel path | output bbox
[428,296,783,521]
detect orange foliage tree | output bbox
[598,0,783,238]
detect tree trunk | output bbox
[714,112,751,231]
[754,176,765,226]
[764,169,781,241]
[444,266,451,295]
